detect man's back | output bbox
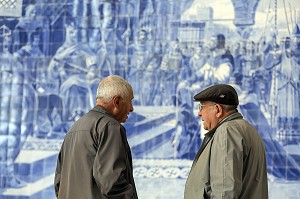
[55,106,137,198]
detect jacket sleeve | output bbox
[93,123,134,198]
[210,124,243,198]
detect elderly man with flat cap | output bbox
[184,84,268,199]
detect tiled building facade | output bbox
[0,0,300,198]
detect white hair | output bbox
[96,75,132,103]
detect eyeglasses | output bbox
[198,103,216,111]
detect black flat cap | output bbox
[194,84,239,105]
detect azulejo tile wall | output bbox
[0,0,300,198]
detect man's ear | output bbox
[215,104,222,117]
[112,95,121,109]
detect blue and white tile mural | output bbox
[0,0,300,198]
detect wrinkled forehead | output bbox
[199,101,213,105]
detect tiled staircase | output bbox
[124,106,176,158]
[2,138,61,199]
[1,106,177,199]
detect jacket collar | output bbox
[92,105,126,131]
[92,105,116,120]
[205,112,242,137]
[192,112,243,167]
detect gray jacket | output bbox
[184,112,268,199]
[54,106,138,199]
